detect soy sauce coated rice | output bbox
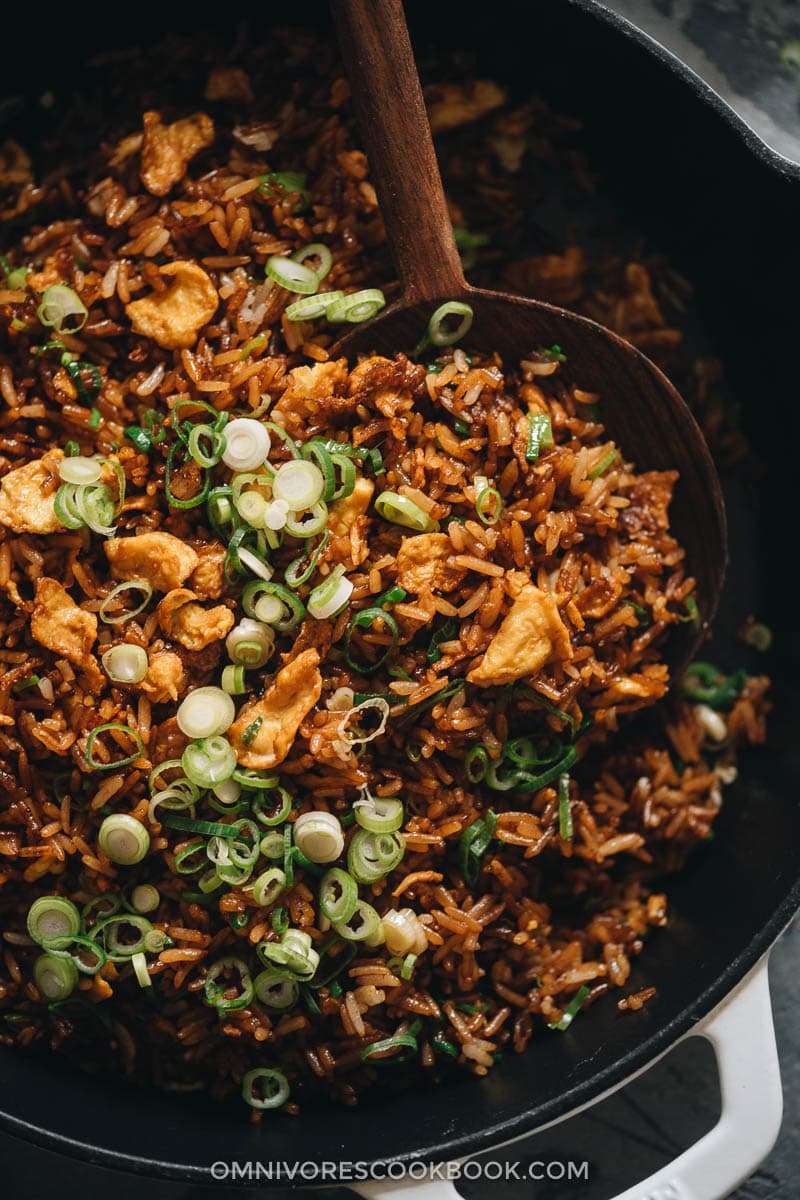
[0,30,769,1114]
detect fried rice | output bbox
[0,29,769,1115]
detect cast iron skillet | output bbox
[0,0,798,1184]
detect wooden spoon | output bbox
[330,0,726,669]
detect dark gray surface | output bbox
[1,920,796,1199]
[596,0,800,168]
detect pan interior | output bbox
[0,0,798,1179]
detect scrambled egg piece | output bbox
[467,573,572,687]
[140,111,214,196]
[126,261,218,349]
[105,532,199,594]
[280,359,348,407]
[601,673,668,708]
[228,649,322,770]
[189,542,227,600]
[328,477,374,566]
[157,588,234,651]
[139,651,187,703]
[30,578,97,668]
[395,533,465,594]
[425,80,506,133]
[0,449,65,535]
[575,573,624,620]
[204,67,254,104]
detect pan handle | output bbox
[351,956,782,1200]
[608,955,782,1200]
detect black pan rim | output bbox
[1,879,798,1186]
[569,0,800,185]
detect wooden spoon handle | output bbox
[331,0,466,304]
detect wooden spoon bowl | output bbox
[331,0,726,673]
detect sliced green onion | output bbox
[41,934,106,976]
[177,687,235,740]
[458,810,498,886]
[131,884,160,914]
[53,483,84,530]
[464,745,489,784]
[221,665,248,695]
[291,242,332,281]
[207,486,235,535]
[98,814,150,865]
[88,407,102,430]
[58,456,101,486]
[285,530,329,588]
[257,171,307,206]
[242,717,263,747]
[34,953,78,1001]
[27,896,81,945]
[485,744,578,794]
[181,736,237,787]
[475,485,503,526]
[293,811,344,864]
[308,564,353,621]
[242,1067,290,1110]
[252,867,287,907]
[271,906,290,935]
[283,501,328,539]
[37,284,88,334]
[188,423,226,468]
[124,425,153,454]
[678,595,701,627]
[242,580,306,632]
[221,418,271,472]
[91,913,153,960]
[526,412,554,463]
[361,1024,421,1062]
[333,898,382,943]
[235,489,268,527]
[318,868,358,924]
[354,794,403,834]
[253,968,299,1011]
[587,448,619,480]
[85,723,144,772]
[257,928,319,981]
[165,441,210,510]
[558,773,574,840]
[427,301,473,347]
[427,617,458,665]
[326,289,386,323]
[99,579,153,625]
[375,490,438,532]
[743,620,772,651]
[252,786,292,827]
[266,254,319,295]
[101,644,148,685]
[679,662,747,712]
[299,440,337,501]
[285,291,345,321]
[81,893,121,929]
[344,607,399,675]
[172,842,206,875]
[226,618,275,668]
[260,832,286,860]
[272,459,324,509]
[348,828,405,884]
[548,984,591,1031]
[64,360,103,402]
[131,951,151,989]
[204,957,254,1012]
